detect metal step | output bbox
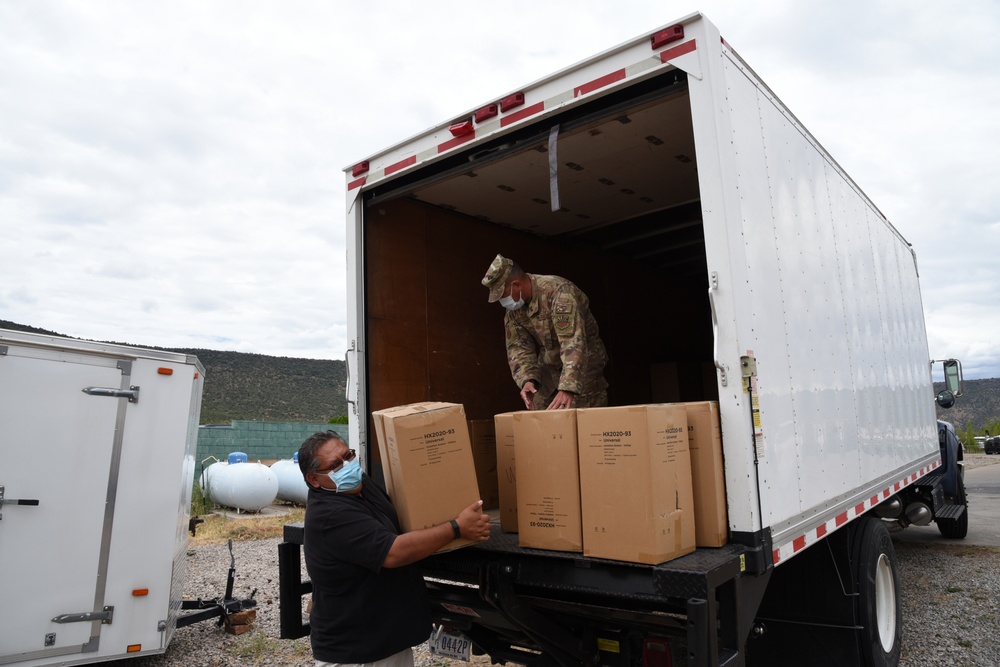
[935,504,965,521]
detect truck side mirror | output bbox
[936,390,955,409]
[943,359,963,396]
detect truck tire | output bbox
[854,517,901,667]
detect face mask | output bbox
[328,457,363,493]
[499,285,525,311]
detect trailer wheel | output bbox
[854,517,901,667]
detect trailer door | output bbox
[0,345,133,665]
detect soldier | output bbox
[482,254,608,410]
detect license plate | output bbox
[429,629,472,662]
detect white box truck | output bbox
[278,12,967,666]
[0,329,255,667]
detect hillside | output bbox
[0,320,347,424]
[935,377,1000,434]
[3,320,995,430]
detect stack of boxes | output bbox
[371,400,728,566]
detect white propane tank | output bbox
[206,452,279,511]
[199,459,229,497]
[271,453,309,505]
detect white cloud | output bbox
[1,0,998,377]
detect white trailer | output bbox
[0,329,253,667]
[283,11,967,666]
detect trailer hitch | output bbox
[175,539,258,629]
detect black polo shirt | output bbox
[303,474,432,663]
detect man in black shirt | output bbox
[298,430,490,666]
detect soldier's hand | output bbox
[456,500,491,542]
[520,383,538,410]
[547,390,574,410]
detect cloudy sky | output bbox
[2,1,998,379]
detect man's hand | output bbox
[547,390,574,410]
[456,500,491,542]
[520,382,538,410]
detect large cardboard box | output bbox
[468,420,500,510]
[512,410,582,552]
[682,401,728,547]
[371,402,481,551]
[494,413,518,532]
[577,404,696,564]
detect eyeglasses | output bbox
[317,449,356,474]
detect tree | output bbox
[956,421,978,450]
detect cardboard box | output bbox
[494,413,518,532]
[682,401,728,547]
[577,404,696,564]
[468,420,500,510]
[371,402,481,551]
[512,410,582,552]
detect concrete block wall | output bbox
[196,421,349,471]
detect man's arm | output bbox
[551,289,590,396]
[383,500,491,568]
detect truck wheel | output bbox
[854,517,901,667]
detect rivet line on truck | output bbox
[278,12,968,667]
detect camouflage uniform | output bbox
[504,274,608,409]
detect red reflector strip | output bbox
[132,588,149,596]
[348,176,366,191]
[351,161,369,177]
[575,69,626,97]
[157,367,173,376]
[500,101,544,128]
[773,460,942,565]
[438,132,476,153]
[658,39,697,64]
[385,155,416,176]
[127,645,142,653]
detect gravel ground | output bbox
[110,456,1000,667]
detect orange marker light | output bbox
[157,367,174,375]
[127,645,142,653]
[132,588,149,596]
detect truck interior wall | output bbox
[364,197,716,454]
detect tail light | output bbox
[643,637,672,667]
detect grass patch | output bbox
[189,481,305,546]
[227,629,312,663]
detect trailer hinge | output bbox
[741,356,757,378]
[52,606,114,625]
[0,345,7,356]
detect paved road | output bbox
[892,454,1000,547]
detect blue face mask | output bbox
[328,457,363,493]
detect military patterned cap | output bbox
[482,254,513,302]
